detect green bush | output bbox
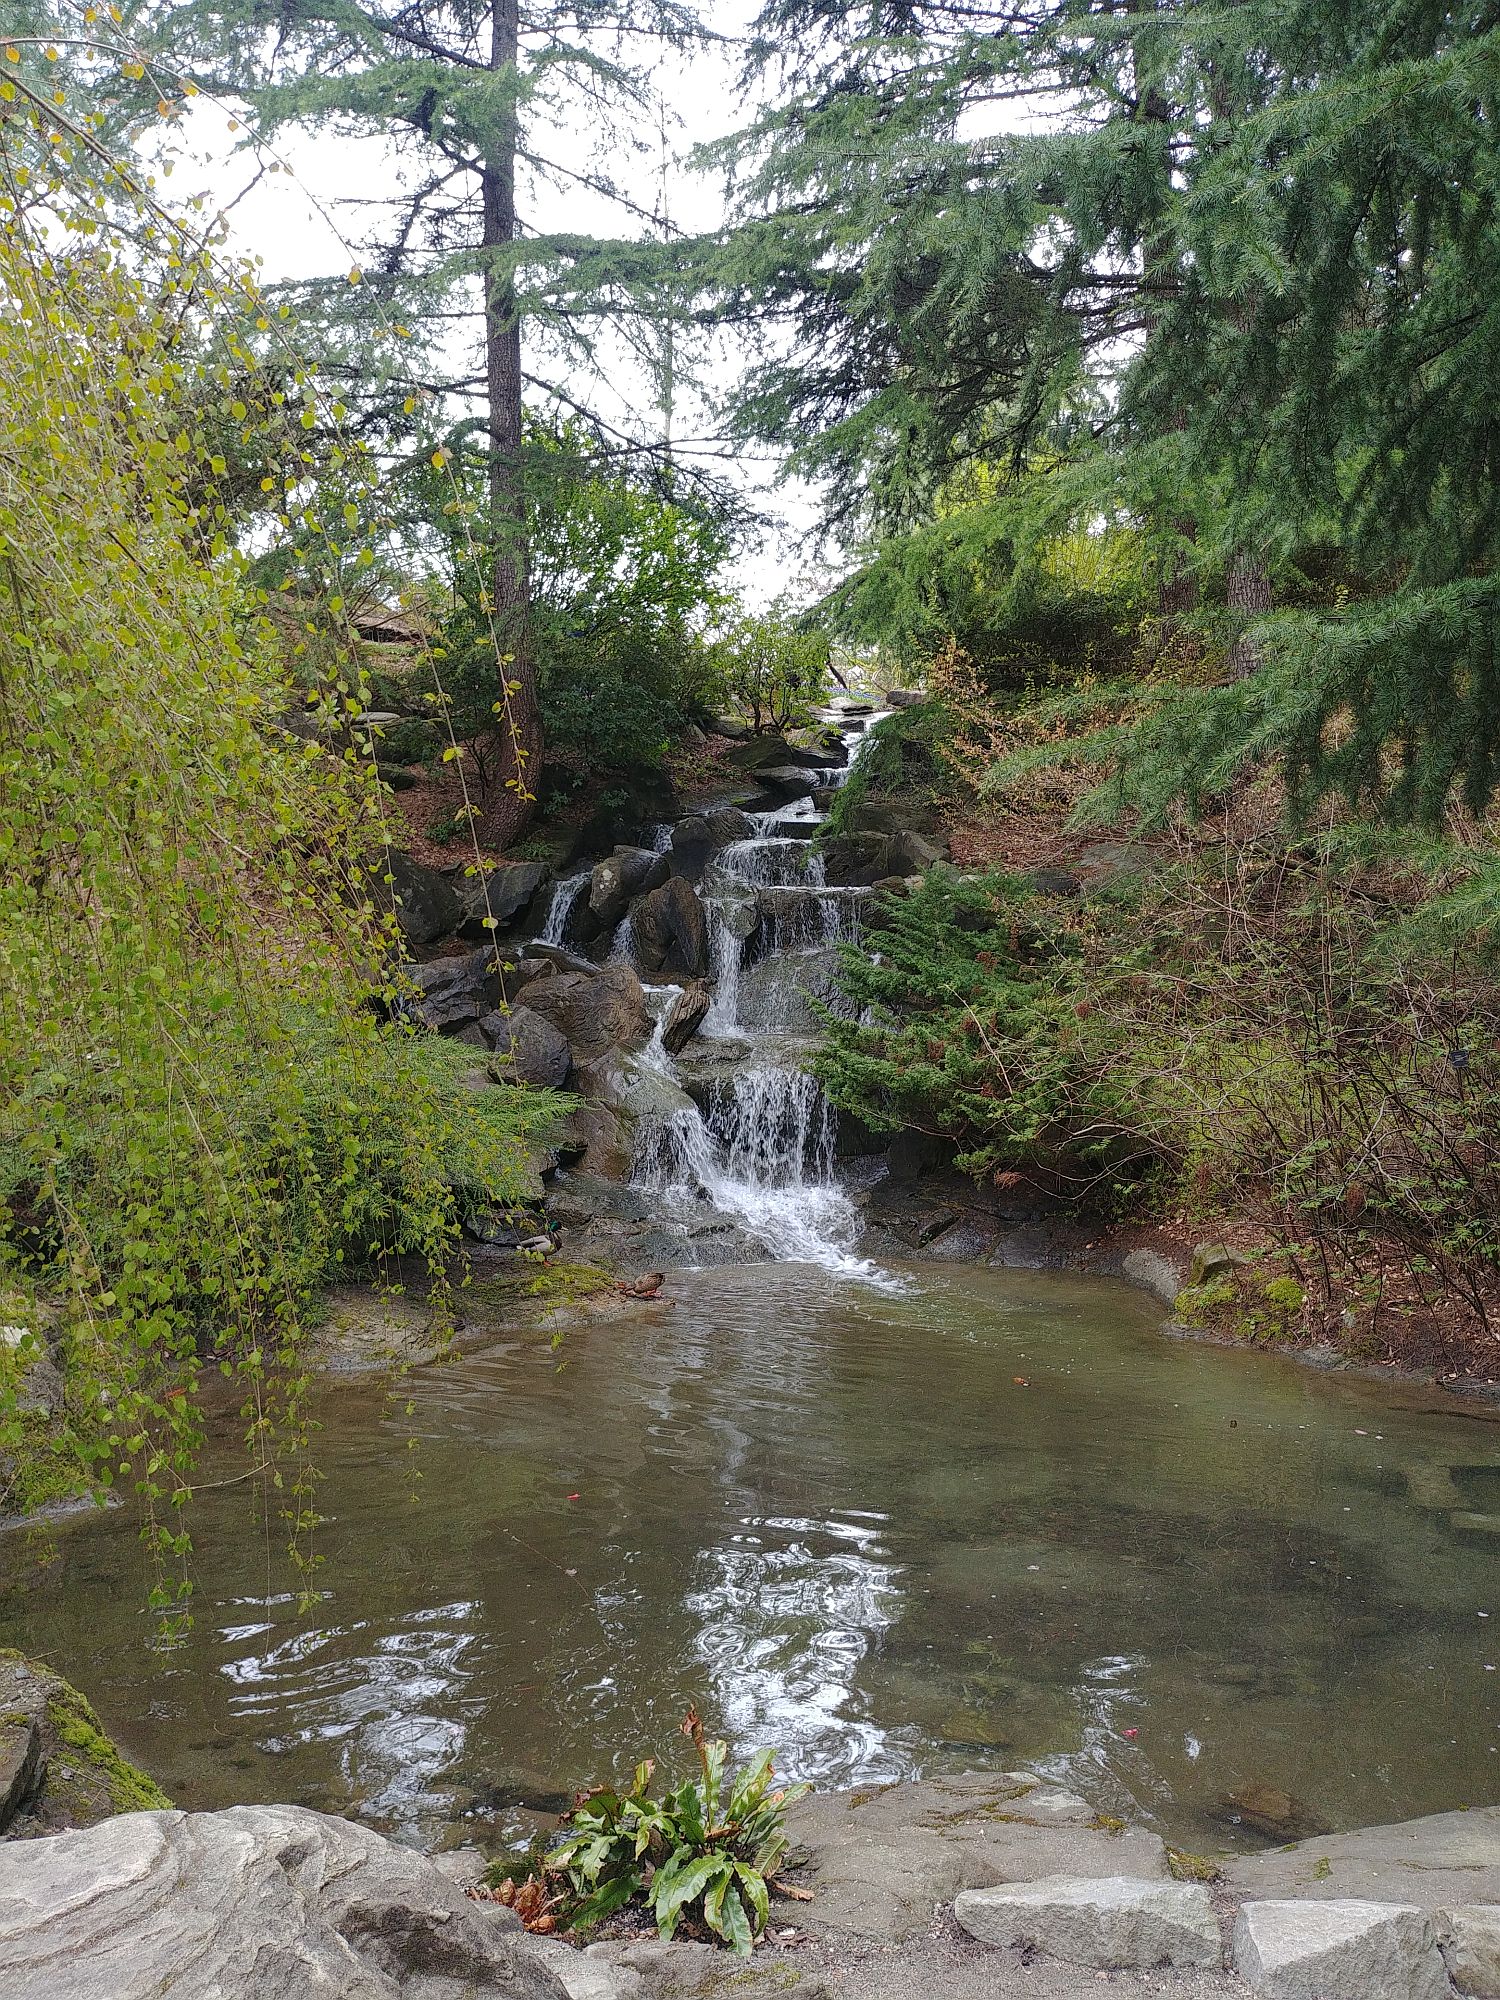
[546,1712,809,1954]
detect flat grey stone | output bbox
[1231,1898,1450,2000]
[1225,1806,1500,1909]
[954,1874,1221,1970]
[781,1773,1168,1942]
[530,1937,645,2000]
[0,1803,568,2000]
[1441,1904,1500,1995]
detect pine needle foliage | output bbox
[0,96,559,1614]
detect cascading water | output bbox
[539,869,590,948]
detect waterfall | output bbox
[633,1063,890,1281]
[539,869,590,948]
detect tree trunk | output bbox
[1225,550,1271,679]
[479,0,541,841]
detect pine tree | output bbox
[139,0,705,837]
[709,0,1500,825]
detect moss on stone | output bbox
[0,1649,171,1822]
[1166,1846,1223,1883]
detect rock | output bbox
[888,828,947,872]
[1192,1242,1251,1287]
[1025,865,1083,896]
[884,686,926,706]
[667,816,714,882]
[780,1773,1169,1943]
[0,1651,168,1839]
[708,714,751,740]
[520,965,650,1066]
[1121,1246,1188,1304]
[556,1103,633,1181]
[704,807,755,847]
[954,1875,1221,1971]
[631,877,709,980]
[528,1938,644,2000]
[721,733,792,772]
[821,832,892,886]
[311,1289,452,1376]
[589,849,668,928]
[400,947,505,1032]
[1224,1805,1500,1909]
[1231,1899,1450,2000]
[1440,1905,1500,1995]
[0,1803,568,2000]
[455,861,551,939]
[387,850,462,947]
[587,1939,831,2000]
[662,980,711,1054]
[1216,1783,1330,1843]
[485,1005,573,1088]
[755,766,818,800]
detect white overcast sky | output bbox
[157,5,832,606]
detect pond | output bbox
[3,1259,1498,1854]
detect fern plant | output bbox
[546,1710,809,1955]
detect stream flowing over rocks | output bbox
[388,698,931,1277]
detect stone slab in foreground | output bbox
[954,1873,1221,1971]
[0,1804,567,2000]
[1231,1898,1450,2000]
[780,1771,1169,1941]
[1441,1904,1500,1997]
[1224,1805,1500,1910]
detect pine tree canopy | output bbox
[706,0,1500,825]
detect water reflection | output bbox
[2,1259,1498,1850]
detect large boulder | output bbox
[820,832,892,886]
[631,878,709,980]
[1231,1899,1450,2000]
[0,1803,567,2000]
[1441,1905,1500,1996]
[954,1876,1221,1972]
[704,807,755,847]
[754,766,817,801]
[399,947,504,1033]
[0,1652,168,1840]
[1224,1805,1500,1908]
[721,733,792,773]
[888,828,947,873]
[667,817,714,882]
[589,848,668,928]
[483,1005,573,1088]
[455,861,550,940]
[387,851,462,948]
[519,965,650,1067]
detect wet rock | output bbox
[484,1006,572,1089]
[547,1176,658,1228]
[556,1103,633,1181]
[1440,1905,1500,1995]
[631,878,709,980]
[520,965,650,1066]
[954,1876,1221,1971]
[721,733,792,773]
[781,1773,1169,1943]
[821,832,892,886]
[0,1651,168,1839]
[704,807,755,847]
[1232,1899,1449,2000]
[662,980,711,1054]
[455,861,550,939]
[667,816,714,882]
[756,765,819,801]
[0,1803,567,2000]
[401,947,504,1032]
[589,848,668,928]
[387,850,462,947]
[1121,1247,1187,1304]
[888,828,947,872]
[521,944,597,976]
[1224,1804,1500,1908]
[311,1289,453,1376]
[1216,1785,1331,1844]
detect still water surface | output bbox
[3,1261,1498,1851]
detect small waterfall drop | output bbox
[539,869,590,948]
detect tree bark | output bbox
[1225,550,1272,679]
[479,0,541,840]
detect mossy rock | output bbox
[0,1649,169,1837]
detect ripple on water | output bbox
[3,1259,1499,1848]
